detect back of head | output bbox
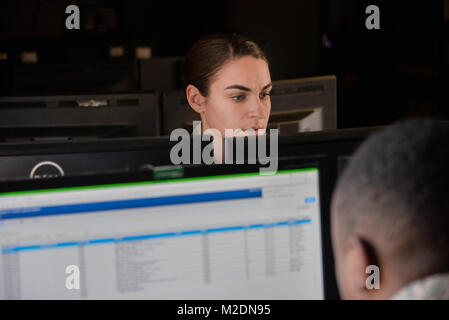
[332,119,449,285]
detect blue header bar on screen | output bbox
[0,188,262,220]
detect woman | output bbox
[184,33,272,138]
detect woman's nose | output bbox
[249,96,267,119]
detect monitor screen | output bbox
[0,166,325,299]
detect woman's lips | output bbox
[227,128,266,137]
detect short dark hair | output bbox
[332,119,449,279]
[183,33,268,96]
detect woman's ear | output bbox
[186,84,206,114]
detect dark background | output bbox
[1,0,448,128]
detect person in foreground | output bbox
[331,119,449,300]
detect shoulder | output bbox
[391,273,449,300]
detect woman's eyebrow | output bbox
[225,82,272,91]
[225,85,251,91]
[262,82,273,90]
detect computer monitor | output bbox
[269,75,337,133]
[0,92,160,142]
[0,157,335,299]
[277,126,380,190]
[0,137,169,181]
[224,126,379,195]
[0,136,215,181]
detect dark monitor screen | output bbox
[0,137,173,181]
[0,92,160,142]
[222,126,378,194]
[0,126,377,186]
[0,135,221,181]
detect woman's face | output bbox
[193,56,272,137]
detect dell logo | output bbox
[29,161,65,179]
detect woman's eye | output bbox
[260,91,272,99]
[232,95,245,102]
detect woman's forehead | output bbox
[211,56,271,91]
